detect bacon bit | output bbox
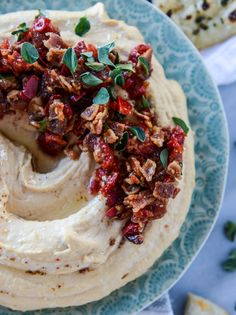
[81,105,99,121]
[124,190,155,212]
[6,51,31,73]
[153,181,180,199]
[43,32,68,49]
[117,97,132,115]
[37,132,67,155]
[167,161,182,179]
[20,75,39,100]
[139,159,156,182]
[103,128,118,144]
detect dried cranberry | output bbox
[117,97,132,115]
[20,75,39,100]
[37,132,67,155]
[129,44,151,63]
[33,17,56,33]
[101,172,119,196]
[105,207,118,218]
[74,41,87,58]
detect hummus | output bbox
[0,3,195,311]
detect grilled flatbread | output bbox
[185,294,229,315]
[153,0,236,49]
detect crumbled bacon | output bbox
[153,181,180,199]
[0,15,187,245]
[124,190,155,212]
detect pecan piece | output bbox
[167,161,182,179]
[139,159,156,182]
[104,128,118,144]
[81,105,99,121]
[151,126,165,147]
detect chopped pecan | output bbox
[129,157,142,178]
[28,97,44,122]
[110,122,126,137]
[0,76,18,91]
[151,126,165,147]
[104,128,118,144]
[153,181,180,199]
[46,48,66,65]
[167,161,182,179]
[89,106,108,135]
[124,190,155,212]
[139,159,156,182]
[81,105,99,121]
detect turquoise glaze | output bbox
[0,0,229,314]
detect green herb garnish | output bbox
[81,51,93,58]
[141,95,150,109]
[222,249,236,271]
[35,9,46,18]
[224,221,236,241]
[85,62,105,72]
[62,48,78,78]
[38,118,48,132]
[138,56,150,76]
[11,22,29,41]
[115,63,134,72]
[128,126,146,142]
[115,131,129,151]
[108,85,116,101]
[110,68,124,87]
[160,148,169,169]
[21,42,39,64]
[80,72,103,87]
[93,87,110,105]
[98,41,115,67]
[172,117,189,134]
[75,16,91,36]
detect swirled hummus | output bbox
[0,3,195,311]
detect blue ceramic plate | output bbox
[0,0,229,314]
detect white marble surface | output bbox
[170,82,236,314]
